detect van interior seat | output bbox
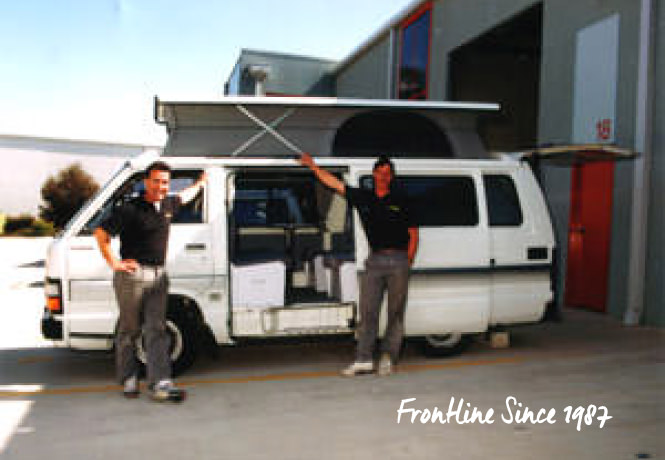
[322,252,355,268]
[232,226,327,270]
[289,230,323,270]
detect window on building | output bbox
[483,175,523,227]
[360,175,479,227]
[226,63,241,95]
[398,3,432,100]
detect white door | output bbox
[66,169,211,342]
[483,169,554,324]
[351,169,491,336]
[163,171,214,294]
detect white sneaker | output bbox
[150,379,182,402]
[340,361,374,377]
[378,353,393,376]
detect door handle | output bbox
[71,245,94,250]
[185,243,206,251]
[527,247,548,260]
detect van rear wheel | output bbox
[135,309,198,377]
[422,333,471,357]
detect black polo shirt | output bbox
[99,195,181,266]
[345,185,412,252]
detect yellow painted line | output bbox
[398,356,524,372]
[0,355,525,398]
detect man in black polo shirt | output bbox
[299,153,419,376]
[93,161,205,401]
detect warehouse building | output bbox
[226,0,663,327]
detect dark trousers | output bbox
[113,266,171,385]
[356,252,410,363]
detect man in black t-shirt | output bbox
[94,161,205,401]
[300,153,419,376]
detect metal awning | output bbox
[511,144,638,166]
[154,96,500,158]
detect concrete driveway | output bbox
[0,237,663,459]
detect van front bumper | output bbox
[41,309,63,340]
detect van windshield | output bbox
[76,168,204,236]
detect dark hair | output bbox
[146,161,171,176]
[373,155,395,175]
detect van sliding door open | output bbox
[227,169,355,337]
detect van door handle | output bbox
[527,247,548,260]
[185,243,206,251]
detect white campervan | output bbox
[41,98,556,375]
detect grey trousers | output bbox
[356,252,410,363]
[113,266,171,386]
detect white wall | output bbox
[0,136,161,215]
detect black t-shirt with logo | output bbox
[345,185,412,252]
[99,195,181,266]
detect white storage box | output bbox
[231,261,285,310]
[338,262,358,303]
[313,255,328,293]
[326,260,358,303]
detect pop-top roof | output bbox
[154,96,500,158]
[155,96,499,128]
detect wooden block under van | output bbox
[490,331,510,349]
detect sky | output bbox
[0,0,415,146]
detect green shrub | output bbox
[28,218,56,236]
[1,215,55,237]
[4,214,35,233]
[39,163,99,230]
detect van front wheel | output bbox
[422,333,471,357]
[135,309,198,377]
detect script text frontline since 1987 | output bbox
[397,397,612,431]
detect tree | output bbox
[39,163,99,230]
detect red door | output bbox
[565,161,614,312]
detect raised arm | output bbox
[178,172,207,204]
[299,153,345,195]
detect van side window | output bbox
[230,172,347,267]
[79,169,204,235]
[483,175,523,227]
[360,175,479,227]
[233,175,319,227]
[168,172,205,224]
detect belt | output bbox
[139,263,165,270]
